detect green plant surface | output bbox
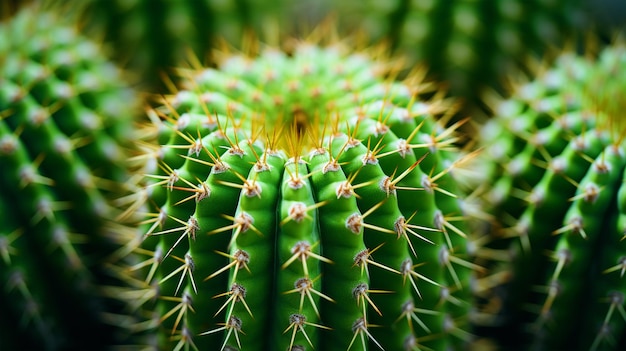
[120,37,482,350]
[325,0,584,116]
[474,44,626,350]
[0,4,140,350]
[76,0,306,90]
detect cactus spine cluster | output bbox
[0,4,139,350]
[122,38,479,350]
[475,44,626,350]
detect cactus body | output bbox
[127,42,478,350]
[327,0,582,113]
[476,45,626,350]
[78,0,297,89]
[0,4,139,350]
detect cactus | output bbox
[474,43,626,350]
[324,0,584,115]
[0,4,140,350]
[77,0,306,90]
[121,36,481,350]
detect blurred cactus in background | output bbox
[0,3,140,349]
[76,0,311,90]
[471,43,626,351]
[324,0,587,117]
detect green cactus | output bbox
[77,0,308,90]
[323,0,584,115]
[0,4,140,350]
[474,44,626,350]
[120,38,481,350]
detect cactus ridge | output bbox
[124,40,479,350]
[0,3,140,350]
[476,44,626,350]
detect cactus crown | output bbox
[164,37,435,152]
[124,36,478,351]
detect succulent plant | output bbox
[77,0,302,90]
[326,0,584,114]
[121,37,481,350]
[0,4,140,350]
[474,43,626,350]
